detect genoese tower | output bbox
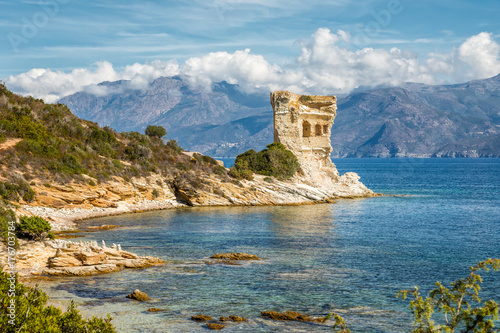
[271,91,373,196]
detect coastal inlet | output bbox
[35,159,500,332]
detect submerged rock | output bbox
[210,253,263,261]
[191,315,213,321]
[126,289,151,301]
[147,308,165,312]
[220,315,247,322]
[87,224,121,230]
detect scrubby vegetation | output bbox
[0,83,232,195]
[231,142,300,180]
[299,95,313,102]
[0,269,116,332]
[15,215,54,240]
[0,180,35,204]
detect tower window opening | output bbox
[315,124,322,136]
[302,121,311,137]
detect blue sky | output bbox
[1,0,500,101]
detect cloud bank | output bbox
[4,29,500,103]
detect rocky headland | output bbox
[0,85,377,278]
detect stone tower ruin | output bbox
[271,91,340,185]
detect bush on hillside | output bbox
[15,215,54,240]
[145,125,167,138]
[0,181,35,203]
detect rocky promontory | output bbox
[0,85,377,278]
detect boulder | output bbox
[126,289,150,301]
[48,253,82,268]
[206,323,224,330]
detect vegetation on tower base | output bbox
[230,142,300,181]
[0,269,116,332]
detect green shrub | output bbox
[145,125,166,138]
[299,95,313,102]
[175,162,191,171]
[193,153,218,166]
[166,140,183,153]
[0,181,35,203]
[124,143,152,160]
[59,154,84,175]
[263,177,273,183]
[17,182,35,202]
[0,269,116,332]
[112,159,124,170]
[15,216,54,240]
[233,143,299,180]
[0,183,19,202]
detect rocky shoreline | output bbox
[2,169,378,278]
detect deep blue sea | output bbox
[39,159,500,332]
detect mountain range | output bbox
[59,74,500,157]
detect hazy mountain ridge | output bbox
[59,74,500,157]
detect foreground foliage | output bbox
[328,259,500,333]
[0,269,116,332]
[232,142,300,180]
[397,259,500,333]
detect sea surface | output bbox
[38,158,500,332]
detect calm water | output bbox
[39,159,500,332]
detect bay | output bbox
[38,158,500,332]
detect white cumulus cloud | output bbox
[5,60,179,103]
[458,32,500,79]
[3,29,500,102]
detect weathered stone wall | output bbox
[271,91,340,185]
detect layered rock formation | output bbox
[0,238,164,277]
[271,91,372,194]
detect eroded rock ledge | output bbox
[1,238,164,277]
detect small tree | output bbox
[145,125,166,138]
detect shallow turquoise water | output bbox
[39,159,500,332]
